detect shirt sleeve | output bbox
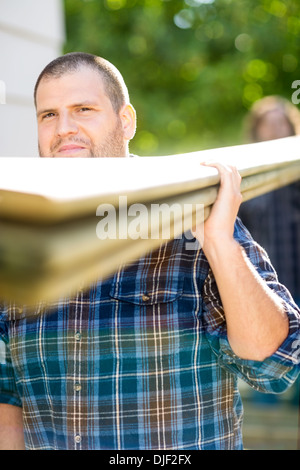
[201,217,300,394]
[0,314,22,407]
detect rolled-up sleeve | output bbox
[202,217,300,393]
[0,315,22,407]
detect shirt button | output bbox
[74,383,81,392]
[142,294,150,302]
[75,435,81,443]
[75,332,82,341]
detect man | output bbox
[0,53,299,450]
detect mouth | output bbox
[57,144,87,154]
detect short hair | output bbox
[34,52,130,113]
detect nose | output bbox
[56,111,79,137]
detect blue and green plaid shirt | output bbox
[0,219,299,450]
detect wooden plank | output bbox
[0,136,299,305]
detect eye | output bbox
[42,112,56,120]
[79,107,92,112]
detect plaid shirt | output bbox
[0,218,299,450]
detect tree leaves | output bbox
[64,0,300,155]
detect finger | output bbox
[200,161,234,174]
[201,161,241,186]
[228,164,242,183]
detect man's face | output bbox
[36,66,135,158]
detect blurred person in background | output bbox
[239,96,300,307]
[239,96,300,407]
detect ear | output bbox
[119,103,136,141]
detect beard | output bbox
[93,119,127,158]
[39,117,128,158]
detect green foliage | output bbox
[64,0,300,155]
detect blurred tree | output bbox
[64,0,300,155]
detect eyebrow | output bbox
[37,101,100,118]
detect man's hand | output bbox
[193,162,242,251]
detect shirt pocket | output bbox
[108,275,187,373]
[109,275,185,307]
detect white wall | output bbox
[0,0,65,156]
